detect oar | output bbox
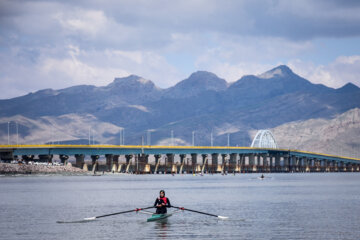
[173,206,228,219]
[57,206,154,223]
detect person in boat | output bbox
[260,174,264,179]
[154,190,171,214]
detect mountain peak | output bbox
[180,71,227,89]
[112,75,151,85]
[163,71,227,98]
[188,70,219,79]
[257,65,293,79]
[337,82,360,93]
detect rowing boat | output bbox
[146,213,173,222]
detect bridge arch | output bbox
[251,130,278,149]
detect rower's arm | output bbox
[154,199,158,207]
[166,198,171,207]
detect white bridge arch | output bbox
[250,130,278,149]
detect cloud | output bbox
[288,56,360,88]
[1,0,360,98]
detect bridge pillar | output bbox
[166,153,175,174]
[293,157,299,172]
[346,163,353,172]
[275,155,281,172]
[124,155,133,173]
[255,154,261,172]
[179,154,186,174]
[268,155,274,172]
[179,154,186,164]
[221,154,227,173]
[137,154,149,173]
[229,153,237,173]
[112,155,119,172]
[201,154,208,173]
[315,159,321,172]
[125,155,132,165]
[305,158,310,172]
[332,160,338,172]
[211,153,219,173]
[105,154,113,172]
[248,154,255,173]
[283,156,290,172]
[239,154,245,173]
[59,155,69,165]
[154,154,161,173]
[262,154,269,172]
[91,155,99,171]
[39,154,53,163]
[323,160,330,172]
[339,161,345,172]
[74,154,85,168]
[22,155,34,163]
[191,153,198,173]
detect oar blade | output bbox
[56,217,97,224]
[217,216,229,220]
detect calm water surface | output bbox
[1,173,360,240]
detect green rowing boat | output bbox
[147,213,172,222]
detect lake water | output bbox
[1,173,360,240]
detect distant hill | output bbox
[0,65,360,152]
[269,108,360,159]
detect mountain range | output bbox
[1,65,360,156]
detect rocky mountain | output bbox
[0,65,360,153]
[268,108,360,159]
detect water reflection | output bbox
[154,219,170,239]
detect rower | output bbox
[260,174,264,179]
[154,190,171,214]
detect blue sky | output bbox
[1,0,360,98]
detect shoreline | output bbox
[0,163,87,175]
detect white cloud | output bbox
[288,56,360,88]
[55,9,108,36]
[194,36,312,82]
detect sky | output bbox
[1,0,360,99]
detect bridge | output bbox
[1,144,360,173]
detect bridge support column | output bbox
[269,155,274,172]
[166,153,175,174]
[248,154,255,173]
[275,155,281,172]
[283,156,288,172]
[74,154,85,168]
[332,161,338,172]
[191,154,198,173]
[39,154,53,163]
[201,154,208,173]
[229,153,237,173]
[59,155,69,165]
[179,154,186,174]
[105,154,113,172]
[22,155,34,163]
[112,155,119,172]
[221,154,227,173]
[340,161,345,172]
[323,160,329,172]
[239,154,245,173]
[154,154,161,173]
[261,154,268,172]
[255,154,261,172]
[211,153,219,173]
[137,154,149,174]
[91,155,99,171]
[124,155,133,173]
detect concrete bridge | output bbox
[1,144,360,173]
